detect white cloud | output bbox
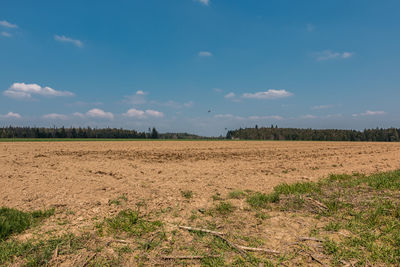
[86,108,114,119]
[198,51,212,57]
[145,109,164,118]
[3,82,74,99]
[315,50,354,61]
[123,108,145,118]
[0,20,18,28]
[312,104,334,110]
[352,110,386,117]
[123,108,164,119]
[195,0,210,6]
[136,90,146,95]
[242,89,293,99]
[224,92,236,99]
[72,112,85,118]
[0,112,21,119]
[42,113,68,120]
[1,32,11,37]
[54,35,83,48]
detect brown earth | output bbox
[1,141,400,265]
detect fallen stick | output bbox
[178,225,246,256]
[82,253,97,267]
[53,245,59,258]
[309,253,325,266]
[305,197,327,210]
[178,225,225,236]
[178,225,280,257]
[236,245,280,254]
[214,234,248,257]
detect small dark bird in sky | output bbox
[208,110,211,113]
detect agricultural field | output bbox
[1,141,400,266]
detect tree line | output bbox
[226,126,400,142]
[0,126,152,139]
[2,126,399,141]
[0,126,208,140]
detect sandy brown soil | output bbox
[1,141,400,265]
[1,141,400,214]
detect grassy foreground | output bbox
[1,170,399,266]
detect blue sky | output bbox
[1,0,399,136]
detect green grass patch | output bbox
[280,170,400,265]
[0,207,54,240]
[105,210,162,237]
[274,181,321,195]
[228,190,246,199]
[0,233,86,266]
[214,202,236,215]
[246,192,278,209]
[238,170,400,265]
[181,190,194,199]
[108,195,128,206]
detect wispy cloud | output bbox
[150,100,181,109]
[214,114,237,119]
[306,23,315,32]
[66,101,103,107]
[54,35,83,48]
[352,110,386,117]
[123,90,148,105]
[1,32,11,37]
[198,51,212,57]
[123,108,164,119]
[242,89,293,99]
[301,114,318,119]
[311,104,334,110]
[184,101,194,108]
[0,112,21,119]
[3,82,74,99]
[214,114,283,121]
[195,0,210,6]
[248,115,283,121]
[42,113,68,120]
[224,92,236,99]
[0,20,18,28]
[124,91,192,110]
[314,50,354,61]
[300,114,343,119]
[213,88,223,93]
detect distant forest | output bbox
[226,126,400,142]
[0,127,203,140]
[1,126,400,141]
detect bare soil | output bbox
[1,141,400,265]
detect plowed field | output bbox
[1,141,400,265]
